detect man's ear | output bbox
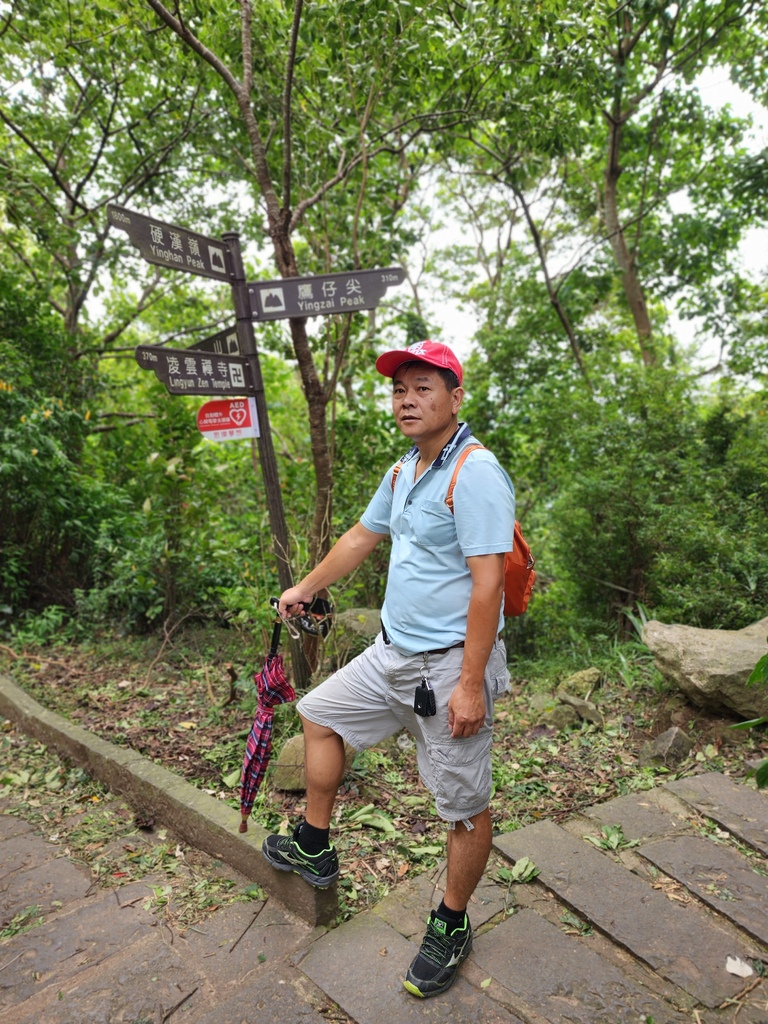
[452,387,464,413]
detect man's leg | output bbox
[403,809,490,998]
[302,715,346,827]
[260,717,345,888]
[262,637,403,888]
[443,807,492,912]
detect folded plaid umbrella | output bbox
[238,616,295,833]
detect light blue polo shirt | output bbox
[361,423,516,654]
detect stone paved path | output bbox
[2,772,767,1023]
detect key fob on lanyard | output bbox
[414,676,436,717]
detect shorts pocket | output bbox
[487,642,510,701]
[429,732,492,819]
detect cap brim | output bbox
[375,350,414,379]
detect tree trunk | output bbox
[603,114,655,367]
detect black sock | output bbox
[436,899,466,927]
[296,820,330,854]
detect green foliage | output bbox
[0,269,99,619]
[496,857,540,884]
[71,347,325,633]
[549,372,768,631]
[0,905,43,940]
[0,273,130,616]
[752,761,768,789]
[10,606,76,646]
[583,824,641,852]
[733,651,768,789]
[0,0,226,332]
[749,654,768,688]
[1,0,766,654]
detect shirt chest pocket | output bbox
[411,499,456,548]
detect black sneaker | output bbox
[261,823,339,888]
[403,910,473,998]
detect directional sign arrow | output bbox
[135,344,252,396]
[108,204,231,282]
[186,324,241,356]
[247,267,406,321]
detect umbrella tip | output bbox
[239,819,248,833]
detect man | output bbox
[262,340,515,998]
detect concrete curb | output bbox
[0,674,337,927]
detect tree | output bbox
[140,0,479,567]
[437,0,764,369]
[0,1,226,351]
[429,0,768,632]
[0,265,129,612]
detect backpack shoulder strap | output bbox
[390,447,416,492]
[445,444,487,513]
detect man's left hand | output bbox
[447,683,486,738]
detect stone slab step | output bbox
[297,909,523,1024]
[666,774,768,855]
[0,887,157,1012]
[0,846,93,932]
[0,926,201,1024]
[584,789,694,842]
[0,828,61,875]
[0,812,35,841]
[0,871,317,1024]
[0,677,336,926]
[493,819,759,1008]
[167,896,315,995]
[472,908,690,1024]
[184,961,330,1024]
[638,835,768,946]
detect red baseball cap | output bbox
[375,340,463,386]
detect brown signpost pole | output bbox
[222,231,311,691]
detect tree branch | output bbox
[282,0,304,226]
[0,107,87,214]
[512,185,593,391]
[145,0,241,96]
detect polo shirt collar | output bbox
[397,422,472,473]
[433,422,471,469]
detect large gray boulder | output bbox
[271,732,356,791]
[643,617,768,719]
[327,607,381,668]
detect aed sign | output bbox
[197,398,259,441]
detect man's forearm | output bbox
[459,554,505,689]
[293,522,386,597]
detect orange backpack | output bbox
[391,443,536,616]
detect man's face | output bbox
[391,363,463,445]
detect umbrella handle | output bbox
[269,617,283,657]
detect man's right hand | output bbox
[278,587,314,618]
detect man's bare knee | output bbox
[300,715,345,771]
[301,716,339,741]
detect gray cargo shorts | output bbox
[296,633,510,823]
